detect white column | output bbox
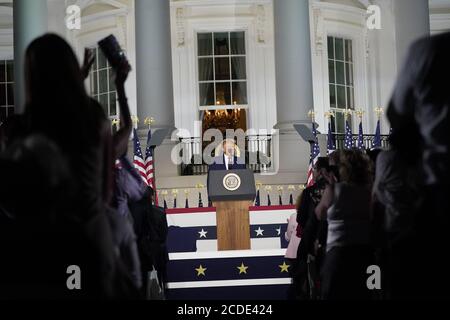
[274,0,314,130]
[135,0,174,129]
[393,0,430,70]
[13,0,48,114]
[370,0,430,134]
[272,0,314,182]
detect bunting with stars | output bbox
[166,254,293,300]
[165,205,296,300]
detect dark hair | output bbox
[315,157,330,171]
[339,150,373,187]
[24,34,102,152]
[329,151,341,167]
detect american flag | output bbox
[145,127,158,205]
[306,122,321,187]
[327,121,336,155]
[133,128,148,184]
[372,120,382,149]
[344,120,354,150]
[357,121,365,150]
[144,128,155,189]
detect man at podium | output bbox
[206,139,255,251]
[208,139,246,172]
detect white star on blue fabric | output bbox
[198,229,208,238]
[255,227,264,237]
[276,227,281,236]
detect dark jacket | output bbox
[387,32,450,188]
[208,155,246,171]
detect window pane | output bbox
[109,92,117,116]
[347,87,354,109]
[214,32,229,55]
[108,69,116,93]
[0,108,6,122]
[6,61,13,82]
[7,106,14,118]
[232,82,247,105]
[345,40,353,62]
[215,82,231,105]
[98,50,107,69]
[327,37,334,60]
[198,33,213,56]
[330,115,337,133]
[215,57,230,80]
[0,85,6,106]
[198,58,214,81]
[335,38,344,61]
[329,85,336,108]
[336,112,345,134]
[346,63,354,86]
[230,32,245,55]
[99,69,108,93]
[337,85,346,108]
[231,57,246,80]
[99,94,109,113]
[199,83,215,106]
[92,49,98,70]
[0,61,5,83]
[328,60,335,84]
[91,71,98,95]
[336,61,345,85]
[7,84,14,106]
[347,117,353,130]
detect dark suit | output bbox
[208,155,246,171]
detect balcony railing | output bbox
[180,135,273,176]
[334,134,390,150]
[179,134,390,176]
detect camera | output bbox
[98,34,128,69]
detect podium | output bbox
[208,169,256,251]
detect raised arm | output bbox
[113,61,133,159]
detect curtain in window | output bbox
[199,60,214,106]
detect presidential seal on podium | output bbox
[223,173,241,191]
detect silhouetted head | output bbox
[0,134,71,220]
[339,150,373,187]
[313,157,329,181]
[24,34,95,149]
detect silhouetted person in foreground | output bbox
[0,34,137,298]
[385,32,450,299]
